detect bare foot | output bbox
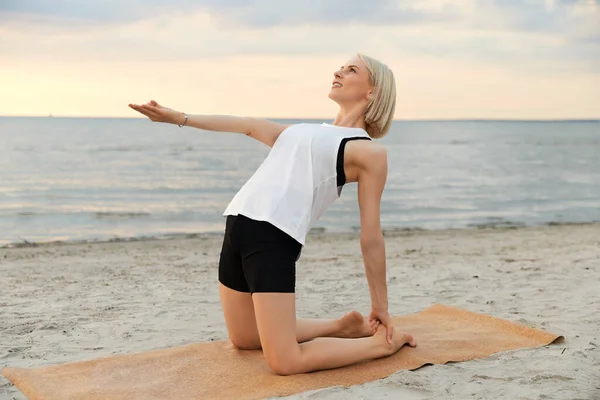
[374,324,417,356]
[337,311,373,338]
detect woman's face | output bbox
[328,55,373,105]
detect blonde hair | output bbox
[357,53,396,139]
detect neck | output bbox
[332,103,367,131]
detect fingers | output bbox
[369,319,380,334]
[128,104,160,121]
[141,104,157,112]
[142,104,165,117]
[129,104,150,116]
[129,104,148,116]
[369,320,376,332]
[128,101,160,111]
[387,325,394,345]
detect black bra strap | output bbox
[336,136,372,187]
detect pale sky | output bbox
[0,0,599,119]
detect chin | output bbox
[328,90,340,103]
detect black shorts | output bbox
[218,214,302,293]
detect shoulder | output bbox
[349,140,387,172]
[275,123,331,143]
[277,123,319,136]
[342,140,387,185]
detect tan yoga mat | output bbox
[2,304,563,400]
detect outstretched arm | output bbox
[128,100,289,147]
[356,145,391,341]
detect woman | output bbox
[129,53,416,376]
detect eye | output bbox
[349,67,357,73]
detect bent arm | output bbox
[357,147,389,311]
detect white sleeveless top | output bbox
[223,123,371,245]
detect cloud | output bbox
[482,0,599,36]
[0,0,198,22]
[1,1,598,118]
[196,0,444,27]
[1,0,598,31]
[0,0,425,25]
[0,0,598,72]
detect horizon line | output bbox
[1,115,599,123]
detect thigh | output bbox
[243,248,298,293]
[252,292,300,367]
[219,283,261,349]
[218,216,249,293]
[218,216,260,349]
[238,216,302,293]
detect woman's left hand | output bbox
[368,307,393,344]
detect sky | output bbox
[0,0,599,119]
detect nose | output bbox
[333,70,342,79]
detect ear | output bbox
[366,83,377,101]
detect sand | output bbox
[1,223,599,400]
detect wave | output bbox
[466,220,527,229]
[2,219,599,248]
[13,146,37,152]
[0,211,153,219]
[0,231,223,248]
[94,212,152,219]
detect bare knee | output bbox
[230,336,261,350]
[264,350,302,376]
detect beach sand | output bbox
[1,223,599,399]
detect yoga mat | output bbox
[2,304,563,400]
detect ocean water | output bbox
[0,117,599,246]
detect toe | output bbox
[406,334,417,347]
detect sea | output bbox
[1,117,599,246]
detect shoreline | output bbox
[2,219,599,249]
